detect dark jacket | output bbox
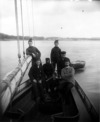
[43,63,54,78]
[50,46,61,63]
[28,64,45,82]
[26,46,41,65]
[58,57,70,75]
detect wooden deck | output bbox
[1,75,99,122]
[2,87,96,122]
[5,90,53,122]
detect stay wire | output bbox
[20,0,25,58]
[31,0,35,46]
[14,0,21,64]
[26,0,31,37]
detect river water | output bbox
[0,40,100,113]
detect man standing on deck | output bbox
[58,51,70,76]
[50,40,61,73]
[26,38,41,66]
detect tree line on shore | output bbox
[0,33,100,41]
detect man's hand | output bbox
[32,53,36,57]
[33,79,37,83]
[39,80,42,83]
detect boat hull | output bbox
[0,71,98,122]
[1,78,80,122]
[71,60,85,70]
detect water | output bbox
[0,40,100,113]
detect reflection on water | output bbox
[0,40,100,113]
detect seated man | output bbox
[43,58,55,93]
[43,58,54,79]
[28,59,45,102]
[58,51,70,76]
[59,58,75,104]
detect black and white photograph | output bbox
[0,0,99,122]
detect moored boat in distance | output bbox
[0,56,99,122]
[71,60,85,70]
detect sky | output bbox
[0,0,100,38]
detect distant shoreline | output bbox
[0,33,100,41]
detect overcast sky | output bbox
[0,0,100,38]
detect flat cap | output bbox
[46,58,50,61]
[61,51,66,54]
[54,40,59,43]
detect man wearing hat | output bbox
[58,51,70,76]
[50,40,61,72]
[28,58,45,101]
[26,38,41,66]
[43,58,54,93]
[43,58,54,79]
[59,58,75,104]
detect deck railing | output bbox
[75,81,99,121]
[0,56,32,115]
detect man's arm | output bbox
[61,69,67,79]
[50,48,54,63]
[26,48,37,58]
[26,48,31,55]
[61,67,75,79]
[26,48,34,57]
[36,47,41,58]
[41,66,46,80]
[59,48,61,55]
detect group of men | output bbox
[26,38,75,102]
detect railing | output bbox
[75,81,99,121]
[12,79,32,102]
[0,56,32,115]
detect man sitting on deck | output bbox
[43,58,54,79]
[59,58,75,104]
[28,59,45,102]
[43,58,56,93]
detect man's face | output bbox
[28,41,33,46]
[61,54,66,58]
[46,59,50,64]
[36,60,41,66]
[65,61,70,67]
[55,42,58,47]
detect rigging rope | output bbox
[14,0,21,63]
[26,0,31,37]
[20,0,25,58]
[31,0,35,46]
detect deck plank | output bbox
[10,91,35,113]
[9,91,52,122]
